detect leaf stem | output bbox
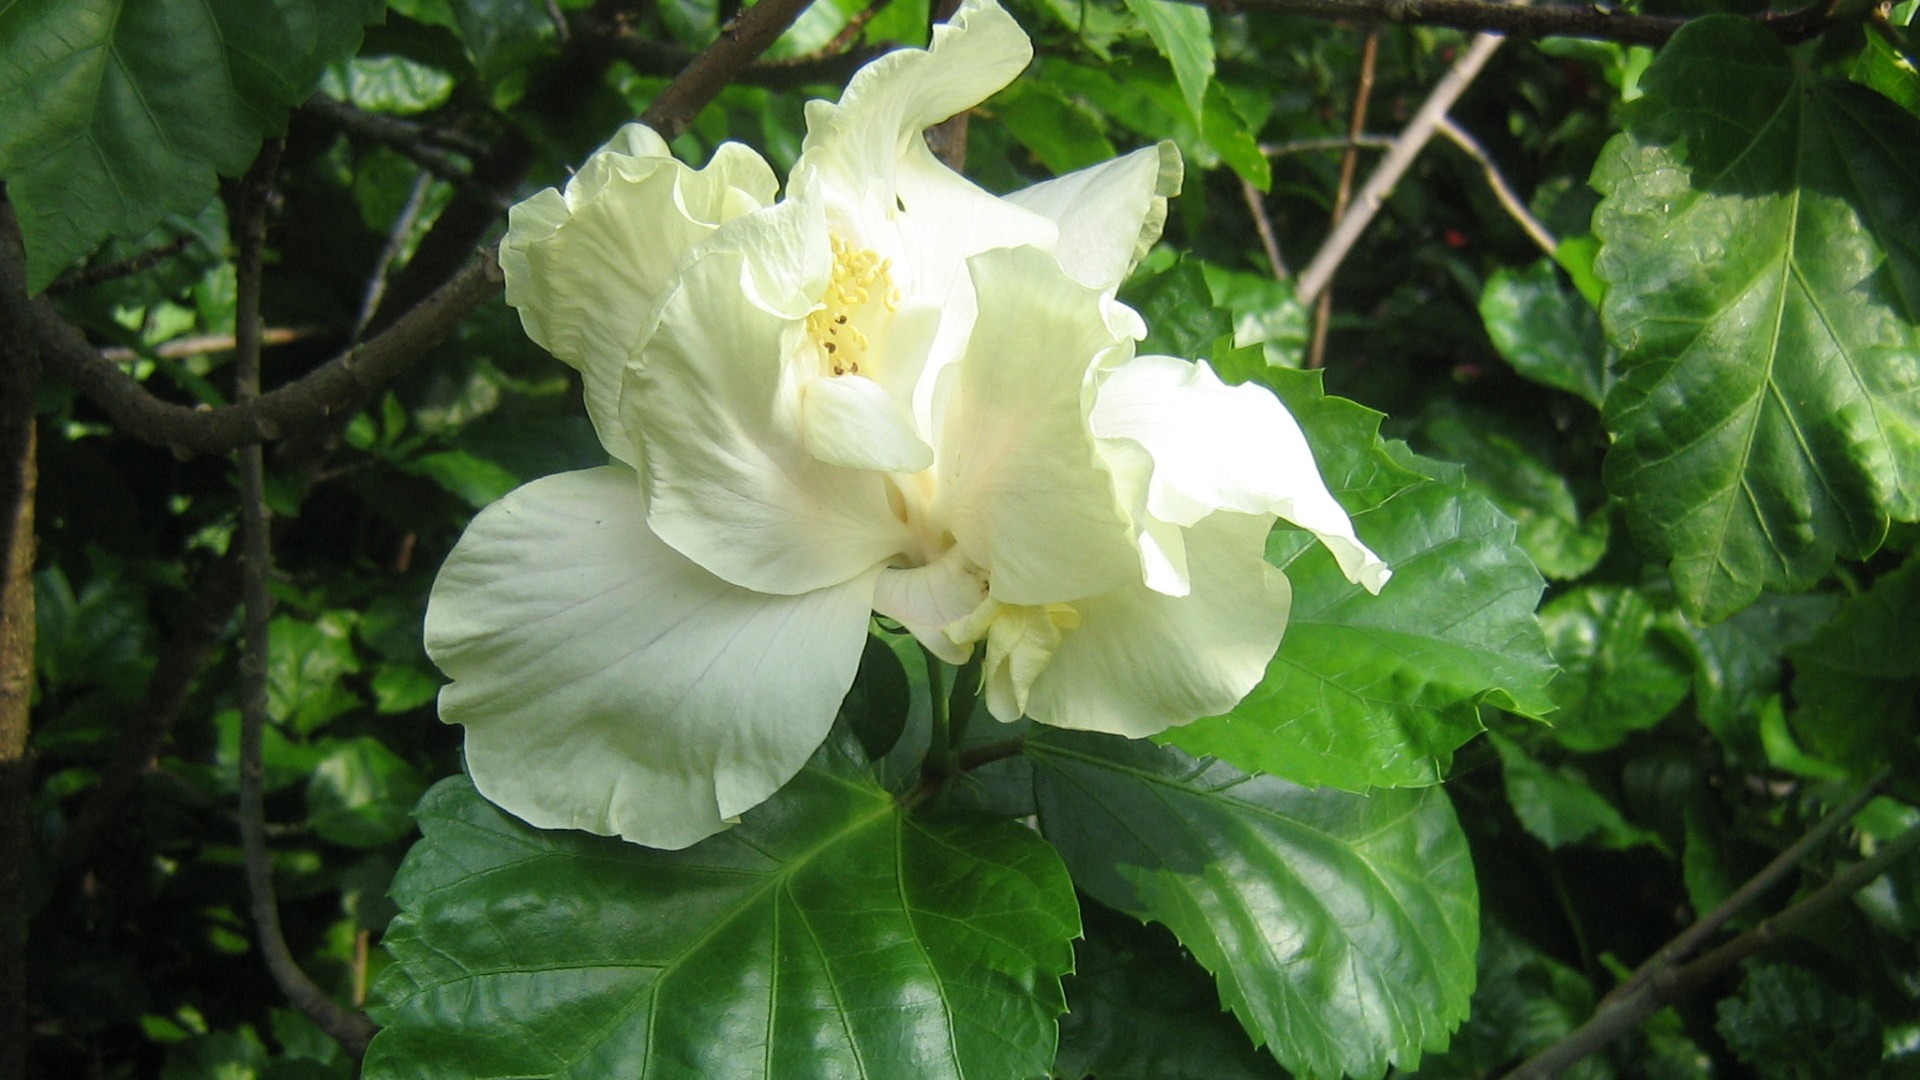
[923,646,954,780]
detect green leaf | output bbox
[1788,556,1920,778]
[1538,586,1693,752]
[1120,257,1233,361]
[1478,260,1613,407]
[840,632,909,762]
[1120,0,1213,124]
[1417,404,1611,580]
[268,613,363,734]
[1055,903,1286,1080]
[447,0,556,78]
[996,81,1119,176]
[1715,964,1884,1080]
[1164,370,1558,791]
[306,738,428,849]
[1029,730,1478,1080]
[1591,16,1920,621]
[1491,732,1660,852]
[318,56,456,115]
[1405,922,1607,1080]
[1202,264,1308,368]
[0,0,383,291]
[401,449,521,508]
[370,663,441,715]
[366,738,1079,1079]
[1682,592,1839,759]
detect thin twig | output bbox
[300,96,496,204]
[1262,134,1396,156]
[771,0,894,64]
[1192,0,1836,46]
[1240,176,1289,280]
[1295,30,1506,304]
[44,235,196,297]
[97,327,328,365]
[1308,28,1379,369]
[1433,116,1557,256]
[640,0,827,138]
[354,173,435,340]
[1503,782,1918,1079]
[229,142,377,1058]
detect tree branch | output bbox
[640,0,835,138]
[1307,27,1378,369]
[1433,115,1558,256]
[1502,781,1919,1079]
[29,250,499,458]
[1295,29,1505,304]
[1196,0,1835,46]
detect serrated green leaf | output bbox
[1491,732,1660,852]
[1029,730,1478,1080]
[366,738,1079,1080]
[1055,903,1285,1080]
[1203,264,1308,368]
[306,737,427,849]
[1592,16,1920,622]
[0,0,383,291]
[1788,557,1920,778]
[1163,371,1556,790]
[1538,585,1692,752]
[1120,0,1212,124]
[1121,258,1234,360]
[1417,404,1611,580]
[1479,259,1613,407]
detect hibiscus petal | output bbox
[1005,141,1184,292]
[425,467,879,849]
[801,373,935,473]
[938,245,1141,605]
[1093,354,1392,594]
[873,547,988,664]
[502,125,777,464]
[627,207,911,596]
[1027,512,1291,737]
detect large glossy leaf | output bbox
[1029,730,1478,1080]
[1788,557,1920,779]
[1592,17,1920,622]
[364,737,1079,1080]
[1164,369,1557,791]
[0,0,384,291]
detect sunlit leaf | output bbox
[1592,16,1920,621]
[366,737,1079,1079]
[268,613,363,735]
[1120,0,1212,124]
[1030,730,1478,1080]
[1165,370,1557,791]
[0,0,383,290]
[1479,259,1613,407]
[306,738,428,849]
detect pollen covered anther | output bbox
[808,235,900,377]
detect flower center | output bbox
[807,236,900,377]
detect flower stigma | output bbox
[807,235,901,377]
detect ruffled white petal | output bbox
[424,467,877,849]
[1093,354,1391,594]
[1005,141,1183,292]
[1026,512,1291,737]
[937,246,1139,605]
[626,200,911,596]
[502,126,777,464]
[873,546,988,664]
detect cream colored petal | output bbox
[502,125,777,464]
[801,374,935,473]
[627,208,910,596]
[424,467,877,849]
[1005,141,1184,291]
[1093,354,1392,593]
[1026,512,1291,737]
[936,246,1139,606]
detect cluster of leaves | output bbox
[6,0,1919,1077]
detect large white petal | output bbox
[1026,512,1290,737]
[424,467,878,849]
[802,373,934,473]
[1005,141,1183,292]
[937,246,1139,605]
[626,202,910,596]
[1092,354,1392,594]
[502,126,778,464]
